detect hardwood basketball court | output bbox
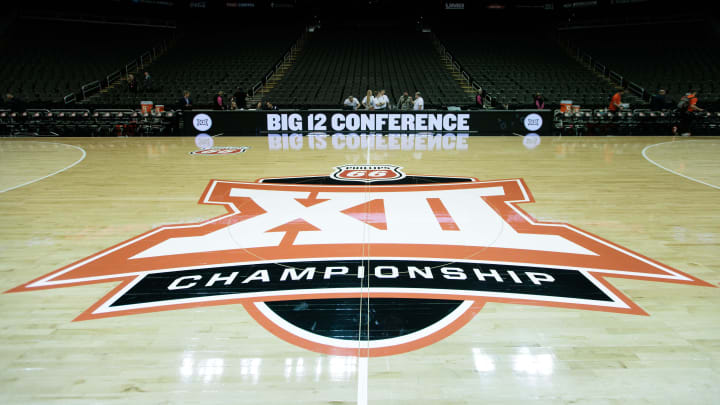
[1,135,719,404]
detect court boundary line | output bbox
[641,140,720,190]
[0,141,87,194]
[356,138,371,405]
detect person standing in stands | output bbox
[475,88,487,109]
[5,93,25,112]
[233,87,247,110]
[143,71,153,92]
[608,89,624,111]
[676,90,704,136]
[413,92,424,111]
[127,74,138,93]
[397,91,413,110]
[362,89,375,110]
[375,89,390,110]
[650,89,667,111]
[534,93,545,109]
[213,91,226,110]
[179,90,193,110]
[343,95,360,110]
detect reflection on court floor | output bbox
[268,133,471,151]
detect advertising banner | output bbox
[184,110,552,137]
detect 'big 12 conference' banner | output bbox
[184,110,551,137]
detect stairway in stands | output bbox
[247,32,309,107]
[432,35,476,99]
[93,43,173,101]
[443,60,476,97]
[558,40,633,102]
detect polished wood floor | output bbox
[1,135,719,404]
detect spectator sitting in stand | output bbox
[229,97,239,110]
[343,95,360,110]
[608,89,625,112]
[257,100,277,110]
[142,71,153,92]
[178,90,193,110]
[534,93,545,109]
[362,89,375,110]
[650,89,667,111]
[213,91,226,110]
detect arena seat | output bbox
[265,29,471,108]
[437,34,639,109]
[0,20,168,107]
[88,28,301,109]
[573,39,720,108]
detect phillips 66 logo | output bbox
[331,165,405,182]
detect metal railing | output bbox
[566,41,649,102]
[433,34,489,106]
[125,60,138,75]
[68,39,171,105]
[81,80,101,99]
[252,81,263,95]
[106,70,122,85]
[593,61,607,75]
[51,108,91,114]
[63,93,77,104]
[251,29,309,98]
[139,51,152,70]
[627,81,646,100]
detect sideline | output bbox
[641,140,720,190]
[0,141,87,194]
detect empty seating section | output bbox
[7,19,717,114]
[439,35,637,108]
[92,30,298,108]
[0,21,162,105]
[266,31,470,108]
[575,40,720,105]
[554,109,720,136]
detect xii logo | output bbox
[6,167,713,356]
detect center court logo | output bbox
[523,113,543,131]
[192,113,213,131]
[6,167,713,357]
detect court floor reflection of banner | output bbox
[183,110,552,137]
[268,133,470,151]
